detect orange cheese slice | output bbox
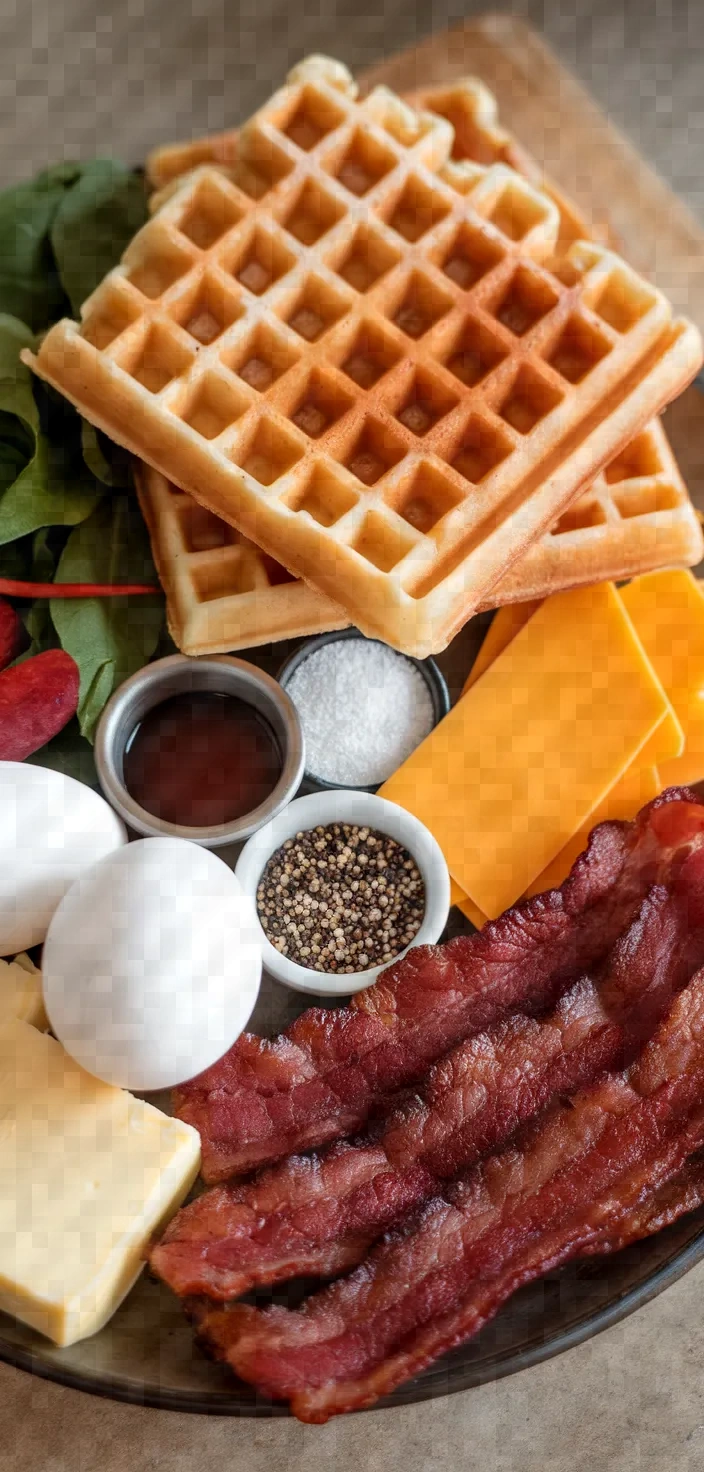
[621,571,704,788]
[463,603,540,693]
[523,762,662,896]
[451,763,661,924]
[455,890,489,930]
[380,583,670,918]
[465,601,683,765]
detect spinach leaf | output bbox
[0,163,79,330]
[0,439,29,498]
[17,530,60,656]
[50,160,148,316]
[0,316,103,542]
[0,162,160,752]
[27,718,98,786]
[81,420,131,488]
[50,495,164,740]
[31,526,57,582]
[0,159,146,332]
[0,315,39,424]
[0,442,104,544]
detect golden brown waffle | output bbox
[147,74,599,255]
[25,59,702,656]
[407,79,606,254]
[134,461,346,653]
[137,415,699,657]
[488,417,701,606]
[140,77,701,652]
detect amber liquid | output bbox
[123,691,282,827]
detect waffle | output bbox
[134,461,346,653]
[408,79,607,255]
[26,59,702,657]
[141,79,702,650]
[488,418,701,606]
[147,75,599,255]
[137,414,698,652]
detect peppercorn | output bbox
[256,823,425,974]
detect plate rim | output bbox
[1,1220,703,1417]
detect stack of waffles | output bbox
[27,58,703,657]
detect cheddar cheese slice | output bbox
[450,763,661,925]
[380,584,670,918]
[524,762,662,896]
[621,570,704,788]
[465,602,683,765]
[455,889,489,930]
[463,602,540,693]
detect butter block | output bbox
[380,584,670,917]
[0,954,47,1030]
[0,1020,200,1346]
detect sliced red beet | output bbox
[0,597,29,672]
[0,649,80,760]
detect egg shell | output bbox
[0,762,128,954]
[42,837,262,1091]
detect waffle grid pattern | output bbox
[134,461,347,653]
[136,415,694,654]
[408,80,600,254]
[491,418,698,605]
[28,60,701,654]
[137,76,702,653]
[146,76,596,258]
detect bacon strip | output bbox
[586,1149,704,1252]
[153,846,704,1298]
[194,967,704,1421]
[175,790,704,1181]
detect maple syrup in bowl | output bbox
[95,655,304,846]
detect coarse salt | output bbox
[286,638,436,787]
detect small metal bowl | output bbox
[94,654,304,848]
[278,630,451,793]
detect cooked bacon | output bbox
[153,846,704,1298]
[175,790,704,1181]
[586,1150,704,1252]
[194,966,704,1421]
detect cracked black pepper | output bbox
[257,822,426,973]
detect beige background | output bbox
[2,3,704,1469]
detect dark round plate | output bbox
[1,1204,704,1415]
[5,614,704,1416]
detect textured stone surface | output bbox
[0,0,701,222]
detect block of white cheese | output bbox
[0,953,47,1030]
[0,1019,200,1346]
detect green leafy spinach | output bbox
[50,496,164,740]
[0,160,165,758]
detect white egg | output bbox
[0,762,128,954]
[42,837,261,1091]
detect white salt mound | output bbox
[286,638,436,787]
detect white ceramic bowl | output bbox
[235,789,450,996]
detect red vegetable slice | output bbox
[0,597,28,671]
[0,649,80,760]
[0,579,158,598]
